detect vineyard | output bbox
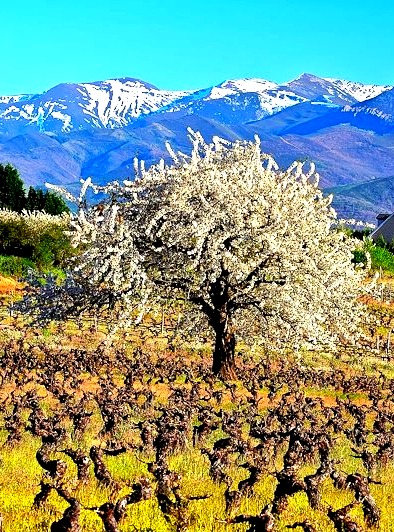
[0,297,394,532]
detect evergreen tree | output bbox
[0,164,69,215]
[26,186,69,215]
[35,189,46,211]
[25,187,39,212]
[0,163,26,212]
[43,190,69,215]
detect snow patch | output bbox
[51,111,72,131]
[324,78,393,102]
[0,94,30,104]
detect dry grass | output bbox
[0,274,24,296]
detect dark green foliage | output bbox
[349,228,394,274]
[0,162,69,215]
[357,236,394,274]
[25,186,69,215]
[41,190,69,215]
[0,216,32,258]
[375,234,389,249]
[0,163,26,212]
[352,249,368,267]
[25,187,43,212]
[350,228,373,241]
[369,234,394,255]
[31,227,74,269]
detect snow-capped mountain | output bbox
[324,77,393,102]
[0,78,191,133]
[281,73,392,106]
[349,87,394,117]
[0,94,31,104]
[148,78,307,125]
[0,73,391,134]
[1,72,394,222]
[208,78,278,98]
[279,86,394,136]
[281,73,353,105]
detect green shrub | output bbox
[369,245,394,274]
[352,248,368,267]
[0,255,35,277]
[0,210,76,274]
[352,237,394,274]
[30,225,75,270]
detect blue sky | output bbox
[2,0,394,95]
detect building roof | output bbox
[371,213,394,243]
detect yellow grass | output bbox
[0,288,393,530]
[0,274,24,295]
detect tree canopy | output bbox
[21,132,367,378]
[25,185,69,215]
[0,163,26,212]
[0,163,69,215]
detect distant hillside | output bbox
[1,73,394,222]
[328,175,394,221]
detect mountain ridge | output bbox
[1,72,394,222]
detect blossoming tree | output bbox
[23,131,366,379]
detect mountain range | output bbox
[1,72,394,222]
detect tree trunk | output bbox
[211,311,237,380]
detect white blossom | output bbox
[20,132,368,377]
